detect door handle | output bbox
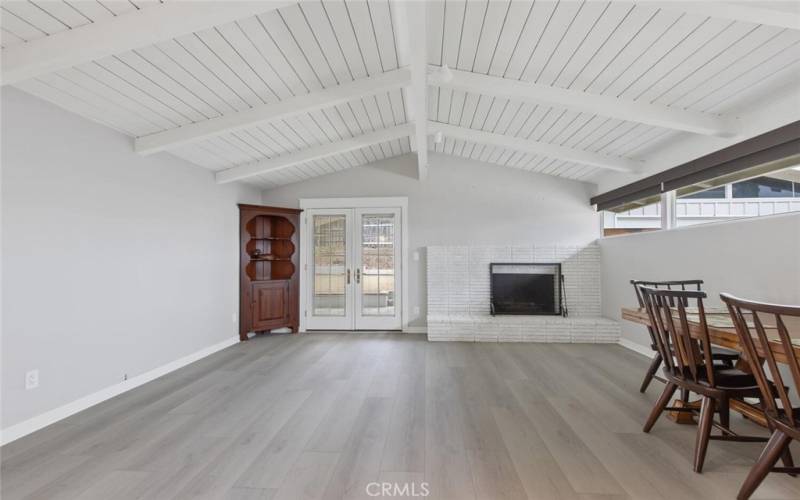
[356,268,361,284]
[346,268,351,284]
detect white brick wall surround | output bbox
[427,315,620,343]
[426,244,619,343]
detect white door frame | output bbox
[299,197,409,332]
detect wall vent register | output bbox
[490,263,564,316]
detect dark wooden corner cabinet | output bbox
[239,204,302,340]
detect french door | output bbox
[305,207,402,330]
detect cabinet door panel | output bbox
[252,281,289,330]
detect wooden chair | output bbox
[640,287,770,472]
[631,280,739,393]
[721,293,800,499]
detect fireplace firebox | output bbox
[490,263,563,316]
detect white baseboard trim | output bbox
[404,326,427,334]
[0,336,239,446]
[618,338,656,359]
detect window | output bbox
[680,186,726,199]
[676,165,800,228]
[595,123,800,236]
[602,198,662,236]
[732,176,795,198]
[675,185,733,228]
[604,164,800,235]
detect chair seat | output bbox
[666,365,759,389]
[710,346,739,361]
[701,367,759,389]
[655,345,740,362]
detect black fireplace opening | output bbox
[490,263,562,315]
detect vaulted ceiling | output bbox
[3,1,799,189]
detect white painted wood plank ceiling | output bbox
[2,1,798,189]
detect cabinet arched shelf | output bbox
[245,238,295,261]
[245,215,295,240]
[239,205,302,340]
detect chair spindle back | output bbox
[721,293,800,430]
[640,287,715,386]
[631,280,704,348]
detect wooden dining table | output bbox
[621,305,800,426]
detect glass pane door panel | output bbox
[360,214,395,316]
[312,215,346,316]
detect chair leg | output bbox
[718,396,731,433]
[757,398,795,476]
[737,430,792,500]
[640,353,662,393]
[694,396,716,473]
[781,442,796,477]
[644,382,677,433]
[681,388,691,403]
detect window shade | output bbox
[590,121,800,211]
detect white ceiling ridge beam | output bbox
[642,2,800,30]
[427,121,640,173]
[1,1,293,86]
[136,67,411,155]
[429,66,738,138]
[216,123,414,184]
[391,0,428,180]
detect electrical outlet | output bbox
[413,306,420,315]
[123,374,128,381]
[25,370,39,390]
[232,312,237,323]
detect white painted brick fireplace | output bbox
[426,243,619,342]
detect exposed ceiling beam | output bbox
[1,1,291,86]
[216,124,414,184]
[391,0,428,180]
[136,68,411,155]
[644,2,800,30]
[428,122,640,173]
[429,66,737,138]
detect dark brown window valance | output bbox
[591,121,800,211]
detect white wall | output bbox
[261,153,600,327]
[1,88,261,432]
[600,213,800,349]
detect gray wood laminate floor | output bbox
[2,332,799,500]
